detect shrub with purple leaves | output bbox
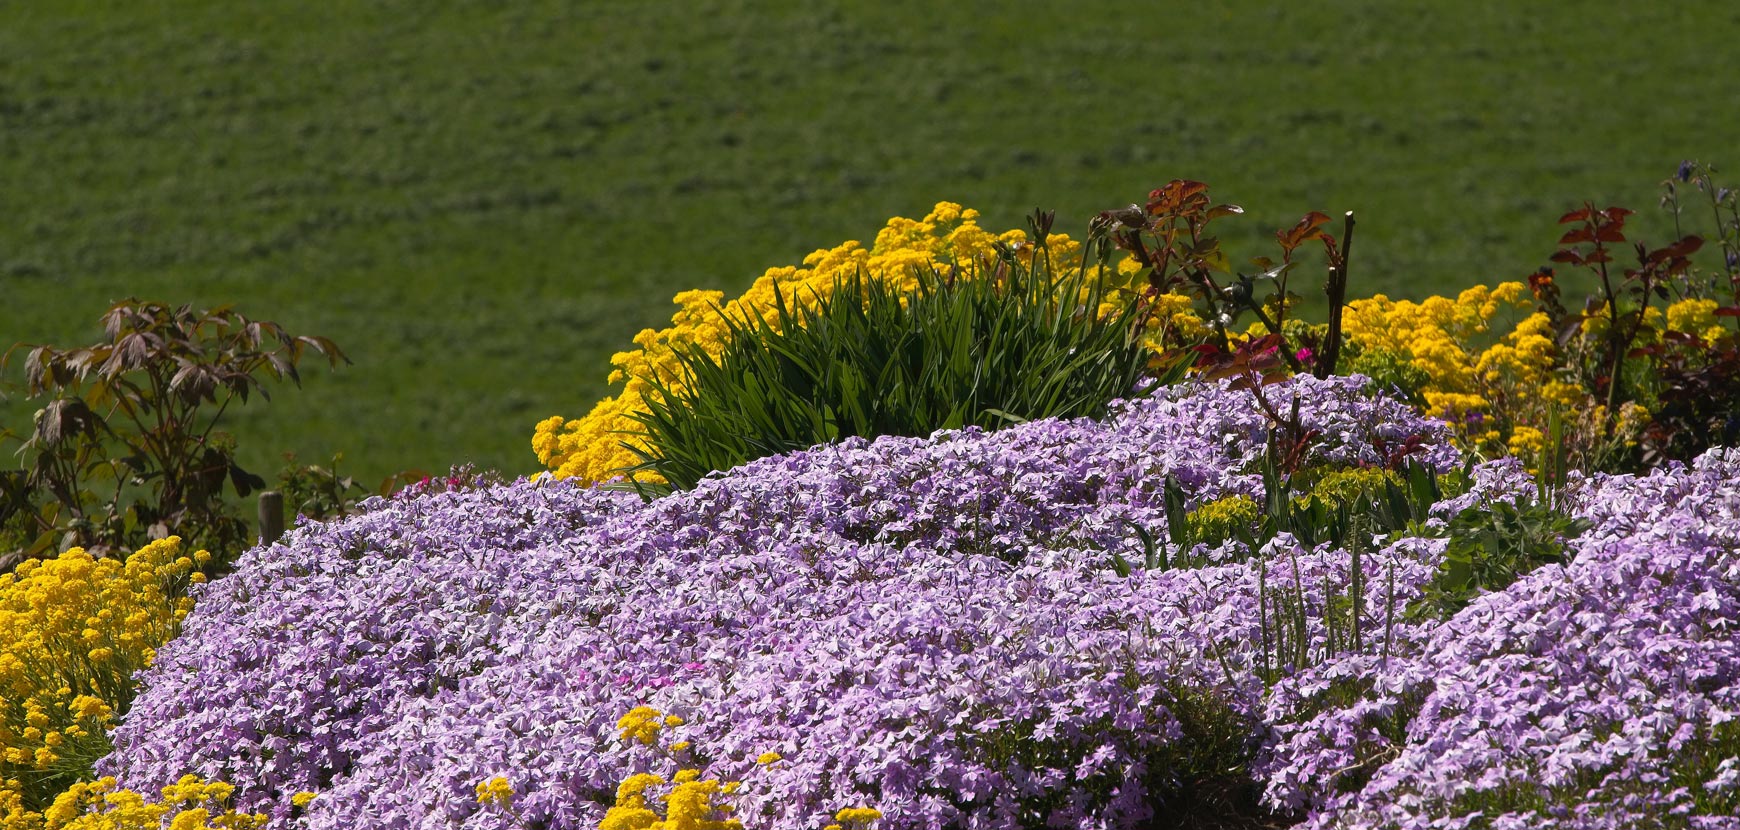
[98,376,1738,829]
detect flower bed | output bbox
[8,180,1739,828]
[88,376,1739,828]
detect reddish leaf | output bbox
[1550,250,1585,265]
[1206,204,1245,222]
[1658,235,1704,260]
[170,364,202,390]
[1148,180,1212,215]
[1278,211,1333,251]
[1554,316,1587,345]
[1714,306,1740,318]
[1558,208,1592,224]
[1252,333,1286,351]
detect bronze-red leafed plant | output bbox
[2,299,346,567]
[1097,180,1354,378]
[1549,203,1704,437]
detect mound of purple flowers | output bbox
[1263,449,1740,829]
[102,377,1739,829]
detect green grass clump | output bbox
[626,239,1169,492]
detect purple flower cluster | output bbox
[1262,448,1740,829]
[100,376,1738,829]
[101,483,641,805]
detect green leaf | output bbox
[1107,545,1131,578]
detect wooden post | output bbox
[259,490,285,545]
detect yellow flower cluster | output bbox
[1341,283,1535,429]
[616,706,684,747]
[474,776,513,809]
[1102,256,1210,347]
[0,775,264,830]
[824,806,884,830]
[1340,279,1740,463]
[1,540,196,811]
[598,770,743,830]
[599,707,744,830]
[1664,297,1731,343]
[533,203,1086,484]
[599,708,880,830]
[1338,282,1604,455]
[1576,305,1665,342]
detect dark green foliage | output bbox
[1640,337,1740,462]
[274,452,369,523]
[624,238,1180,493]
[1411,497,1594,620]
[1110,452,1455,578]
[1242,456,1446,558]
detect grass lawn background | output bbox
[3,0,1737,488]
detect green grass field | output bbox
[4,0,1738,488]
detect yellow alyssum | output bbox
[474,776,513,809]
[1340,282,1575,452]
[831,803,883,824]
[1342,282,1533,421]
[0,775,264,830]
[1101,256,1210,347]
[597,770,744,830]
[533,202,1086,484]
[1664,297,1732,343]
[616,706,669,747]
[1578,305,1664,341]
[1,540,196,812]
[598,708,868,830]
